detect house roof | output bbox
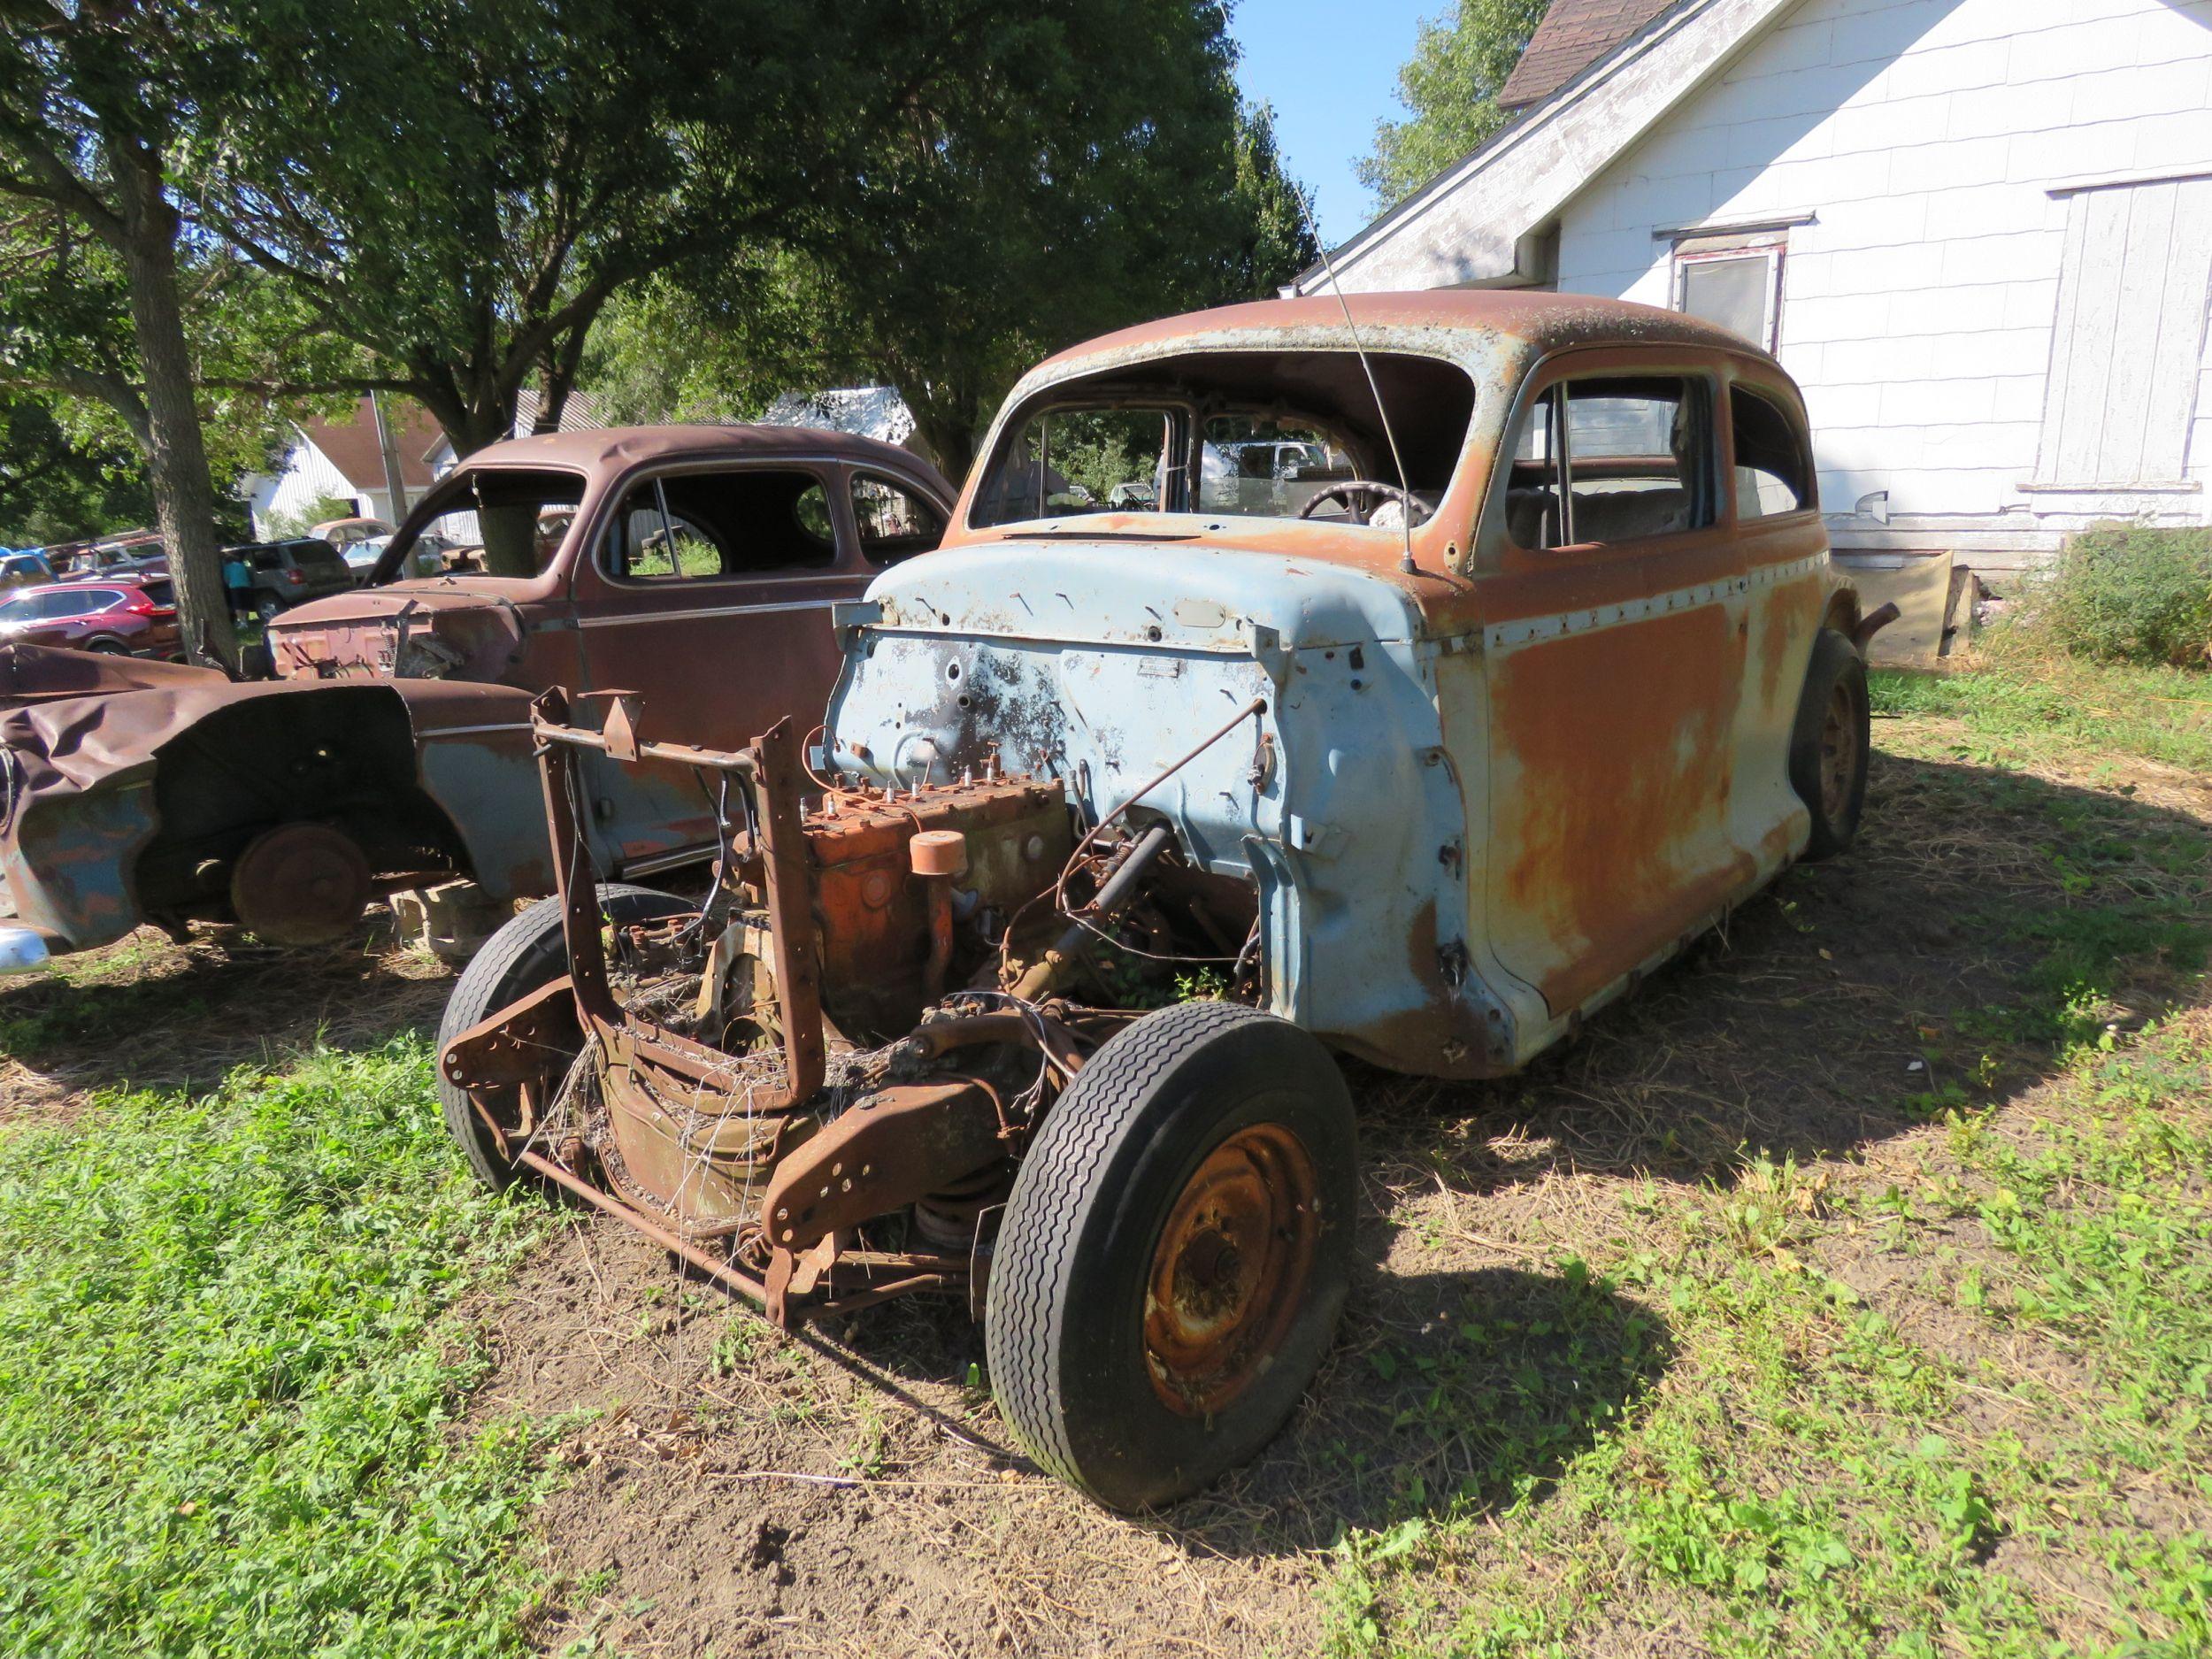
[1290,0,1793,296]
[759,386,917,448]
[1497,0,1683,110]
[300,396,443,491]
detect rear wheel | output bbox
[436,884,692,1189]
[255,595,281,623]
[987,1000,1356,1510]
[1787,629,1869,861]
[85,637,128,655]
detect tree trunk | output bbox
[112,145,235,671]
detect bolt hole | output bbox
[946,661,961,681]
[1145,624,1163,642]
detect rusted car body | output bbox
[442,292,1881,1509]
[0,426,951,958]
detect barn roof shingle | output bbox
[1496,0,1682,109]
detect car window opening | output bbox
[388,468,588,581]
[1505,374,1720,552]
[603,468,840,583]
[970,349,1477,533]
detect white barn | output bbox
[242,396,443,538]
[1298,0,2212,575]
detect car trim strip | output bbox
[578,598,843,629]
[1483,552,1826,651]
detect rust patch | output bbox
[1490,602,1748,1015]
[1756,571,1824,714]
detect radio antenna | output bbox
[1294,183,1418,575]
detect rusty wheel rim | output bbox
[1142,1123,1319,1417]
[1817,679,1857,822]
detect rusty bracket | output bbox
[440,973,580,1091]
[758,1079,1007,1256]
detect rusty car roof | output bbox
[452,423,947,487]
[1033,288,1773,376]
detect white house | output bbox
[1296,0,2212,574]
[247,391,607,538]
[242,396,444,537]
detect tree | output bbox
[0,0,242,663]
[584,14,1319,481]
[188,0,890,572]
[1356,0,1548,212]
[0,395,150,545]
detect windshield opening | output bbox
[379,467,588,582]
[970,349,1476,533]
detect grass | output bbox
[1870,653,2212,775]
[0,650,2205,1657]
[0,1039,557,1657]
[1325,1020,2212,1657]
[1320,655,2212,1659]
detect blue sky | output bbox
[1227,0,1439,249]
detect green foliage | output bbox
[1356,0,1549,211]
[0,1040,557,1655]
[2009,523,2212,669]
[0,396,151,546]
[583,57,1315,477]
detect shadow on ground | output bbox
[0,908,453,1118]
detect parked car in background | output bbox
[0,576,180,658]
[0,552,55,592]
[91,549,168,580]
[226,538,355,619]
[309,516,396,549]
[342,531,453,585]
[0,425,954,963]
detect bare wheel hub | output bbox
[1143,1122,1319,1417]
[229,822,373,946]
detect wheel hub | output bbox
[229,822,373,946]
[1143,1123,1319,1417]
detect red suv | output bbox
[0,577,183,658]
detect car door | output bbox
[1472,349,1751,1020]
[572,457,949,870]
[1724,367,1831,863]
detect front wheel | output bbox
[987,1000,1356,1510]
[435,883,692,1189]
[1787,629,1869,861]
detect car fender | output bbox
[0,675,551,952]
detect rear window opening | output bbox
[970,349,1477,533]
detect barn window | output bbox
[1671,227,1788,353]
[2035,175,2212,488]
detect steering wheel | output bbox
[1297,480,1420,525]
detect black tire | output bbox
[85,638,128,655]
[254,595,281,623]
[435,883,692,1190]
[1788,628,1870,861]
[987,1000,1357,1510]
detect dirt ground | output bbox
[4,718,2208,1657]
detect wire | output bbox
[995,695,1267,980]
[1294,182,1420,575]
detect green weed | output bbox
[0,1038,556,1656]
